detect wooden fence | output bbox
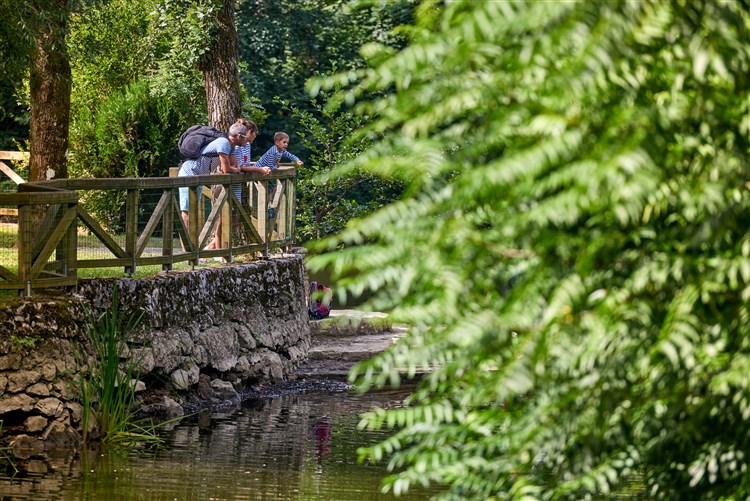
[0,151,296,296]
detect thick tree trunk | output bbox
[201,0,242,130]
[28,0,71,182]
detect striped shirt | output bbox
[254,145,300,170]
[234,144,253,167]
[231,144,254,201]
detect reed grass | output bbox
[0,420,18,476]
[77,286,164,446]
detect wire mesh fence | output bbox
[0,165,297,295]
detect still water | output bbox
[1,385,439,500]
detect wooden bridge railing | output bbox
[0,158,296,296]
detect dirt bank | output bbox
[293,309,405,380]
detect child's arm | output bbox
[283,150,304,166]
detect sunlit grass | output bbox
[0,223,229,279]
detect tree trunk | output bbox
[201,0,242,130]
[28,0,71,182]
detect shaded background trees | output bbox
[0,0,71,182]
[0,0,413,238]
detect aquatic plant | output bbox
[0,420,18,476]
[77,285,161,446]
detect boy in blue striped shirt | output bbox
[255,132,303,218]
[255,131,304,169]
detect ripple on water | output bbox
[0,386,442,500]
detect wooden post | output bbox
[125,188,139,274]
[289,174,297,248]
[64,201,78,286]
[257,180,268,256]
[189,186,199,263]
[277,182,287,240]
[18,203,32,296]
[163,187,174,271]
[220,184,231,254]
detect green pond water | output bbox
[1,385,440,500]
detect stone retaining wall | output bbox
[0,255,310,454]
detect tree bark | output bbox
[201,0,242,130]
[28,0,71,182]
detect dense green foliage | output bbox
[0,0,72,150]
[0,0,411,235]
[307,1,750,498]
[0,81,27,151]
[237,0,414,156]
[277,92,404,240]
[66,0,212,181]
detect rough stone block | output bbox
[7,370,41,393]
[25,415,48,433]
[35,397,65,418]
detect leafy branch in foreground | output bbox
[308,0,750,499]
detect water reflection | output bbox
[1,386,439,500]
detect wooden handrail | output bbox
[0,164,297,296]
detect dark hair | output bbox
[236,118,258,133]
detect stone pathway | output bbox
[293,309,406,379]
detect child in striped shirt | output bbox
[255,132,303,218]
[254,131,304,170]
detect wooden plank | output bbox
[76,254,197,268]
[289,176,297,244]
[0,264,19,281]
[17,204,32,289]
[30,206,77,278]
[136,190,169,257]
[230,243,266,254]
[64,202,78,279]
[77,207,128,258]
[75,257,136,268]
[125,189,139,258]
[0,151,26,160]
[162,189,174,252]
[0,276,76,290]
[32,204,61,259]
[220,185,232,249]
[0,161,25,185]
[256,180,268,240]
[0,208,18,216]
[0,190,77,205]
[173,191,194,253]
[188,186,199,250]
[26,169,296,192]
[233,197,262,244]
[276,182,287,240]
[198,188,224,250]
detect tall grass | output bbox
[78,286,162,446]
[0,420,18,476]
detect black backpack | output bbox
[177,125,227,160]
